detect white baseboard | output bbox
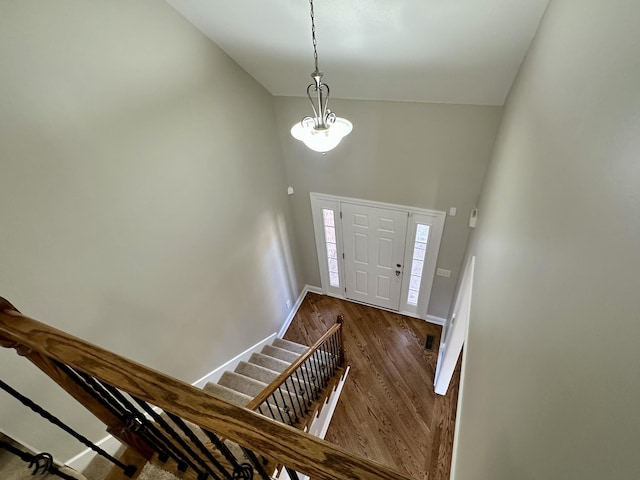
[426,314,447,326]
[277,285,323,338]
[301,286,448,328]
[191,333,277,388]
[66,332,278,469]
[66,435,122,471]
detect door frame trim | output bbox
[310,192,446,321]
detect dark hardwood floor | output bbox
[283,293,461,480]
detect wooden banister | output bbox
[0,301,408,480]
[246,321,343,411]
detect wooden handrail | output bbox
[0,301,408,480]
[246,321,343,411]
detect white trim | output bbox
[434,256,474,395]
[449,263,474,480]
[307,366,350,439]
[66,435,122,471]
[277,285,322,338]
[425,314,447,326]
[310,193,446,320]
[276,367,351,480]
[191,334,277,388]
[400,213,446,317]
[311,192,447,217]
[305,285,324,295]
[310,198,345,297]
[66,332,278,468]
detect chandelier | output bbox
[290,0,352,153]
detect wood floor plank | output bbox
[283,293,461,480]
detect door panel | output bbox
[355,270,368,294]
[342,203,408,310]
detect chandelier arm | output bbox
[306,84,321,125]
[320,83,330,124]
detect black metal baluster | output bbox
[0,440,85,480]
[83,378,187,469]
[282,380,301,422]
[326,338,337,376]
[326,338,336,375]
[318,343,331,388]
[299,363,316,402]
[276,386,294,424]
[293,370,311,408]
[285,466,301,480]
[269,393,288,424]
[54,362,127,418]
[57,365,180,468]
[200,429,243,474]
[316,343,330,388]
[0,379,137,478]
[128,396,212,474]
[164,412,231,480]
[263,397,281,422]
[307,353,321,395]
[93,382,191,471]
[241,448,271,480]
[333,332,341,369]
[292,374,308,414]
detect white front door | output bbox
[341,203,409,310]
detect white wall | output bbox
[274,98,502,319]
[453,0,640,478]
[0,0,302,461]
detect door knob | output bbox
[395,270,401,276]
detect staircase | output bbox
[1,336,344,480]
[74,337,344,480]
[0,297,408,480]
[206,337,344,431]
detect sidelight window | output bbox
[323,209,340,287]
[407,224,430,306]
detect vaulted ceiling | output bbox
[167,0,550,106]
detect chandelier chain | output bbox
[309,0,319,73]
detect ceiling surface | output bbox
[167,0,550,106]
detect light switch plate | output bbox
[449,207,457,216]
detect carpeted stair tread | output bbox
[261,345,301,364]
[235,360,316,404]
[203,382,252,407]
[218,371,269,398]
[246,353,323,398]
[234,361,281,384]
[271,338,309,355]
[248,352,292,373]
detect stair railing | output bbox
[0,378,137,477]
[246,316,345,428]
[0,299,408,480]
